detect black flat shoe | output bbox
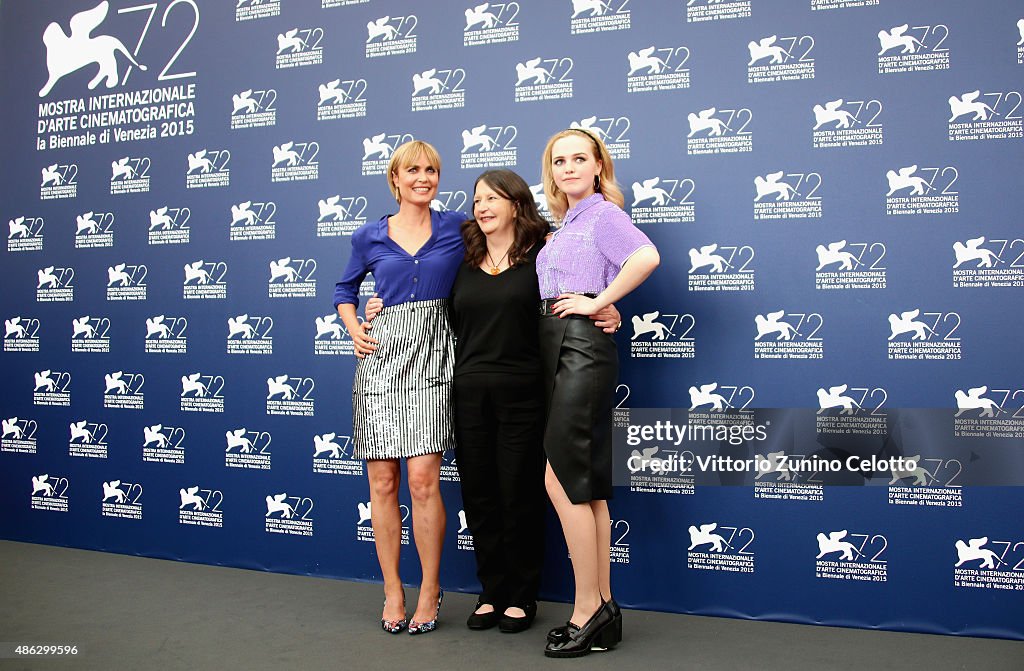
[543,602,616,658]
[466,603,499,630]
[498,603,536,633]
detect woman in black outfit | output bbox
[450,169,549,632]
[454,170,622,632]
[366,169,620,633]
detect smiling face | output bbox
[550,134,603,207]
[472,179,516,238]
[391,151,439,206]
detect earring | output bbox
[594,175,601,193]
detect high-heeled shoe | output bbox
[547,622,570,645]
[596,599,622,650]
[547,599,622,647]
[408,589,444,635]
[543,601,617,658]
[381,588,408,634]
[602,598,622,648]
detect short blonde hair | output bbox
[541,129,624,221]
[387,140,442,202]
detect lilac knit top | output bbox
[536,193,653,300]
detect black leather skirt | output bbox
[538,314,618,503]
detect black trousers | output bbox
[453,373,546,608]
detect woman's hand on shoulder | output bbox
[591,303,622,334]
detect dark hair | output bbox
[462,169,548,268]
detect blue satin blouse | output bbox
[332,208,467,309]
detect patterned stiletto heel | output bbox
[381,588,408,634]
[408,589,444,635]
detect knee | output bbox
[369,470,400,500]
[544,467,564,499]
[407,469,440,504]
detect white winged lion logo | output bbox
[39,1,147,98]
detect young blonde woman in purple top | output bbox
[537,128,660,658]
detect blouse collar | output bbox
[377,208,441,257]
[562,193,605,226]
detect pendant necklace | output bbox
[486,246,511,275]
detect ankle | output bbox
[569,600,602,626]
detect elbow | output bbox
[620,245,660,277]
[644,246,661,274]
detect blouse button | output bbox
[412,277,418,283]
[414,260,419,265]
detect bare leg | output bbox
[407,453,445,622]
[545,462,602,627]
[590,499,612,601]
[367,459,404,620]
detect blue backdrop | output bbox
[2,0,1022,640]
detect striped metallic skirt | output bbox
[351,298,455,460]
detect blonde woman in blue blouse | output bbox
[334,141,464,635]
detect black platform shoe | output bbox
[543,602,617,659]
[466,603,500,630]
[548,599,621,646]
[605,598,622,647]
[547,622,569,646]
[498,602,536,633]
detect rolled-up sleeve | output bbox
[333,228,368,308]
[595,207,654,268]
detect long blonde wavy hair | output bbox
[540,128,624,222]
